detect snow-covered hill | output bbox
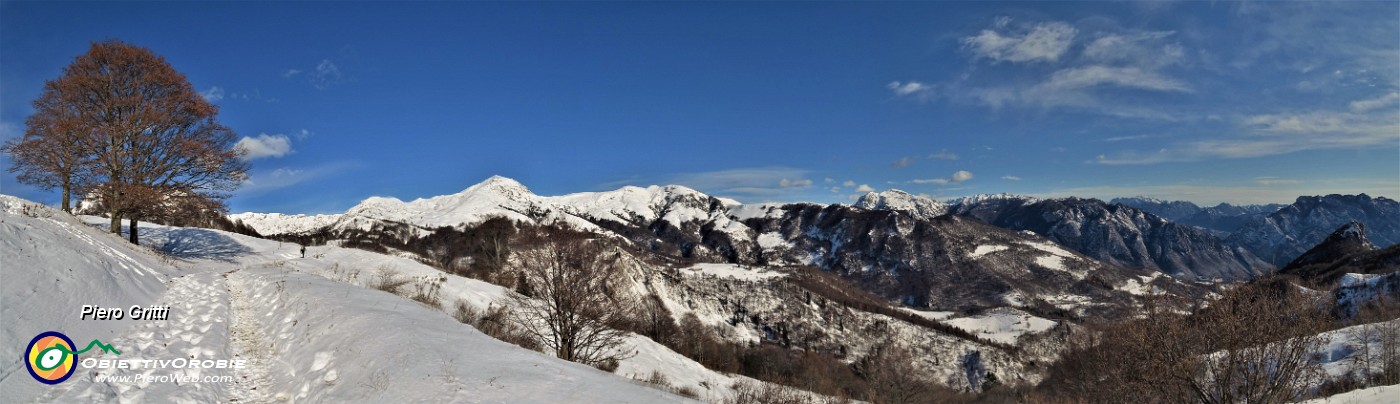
[0,194,746,403]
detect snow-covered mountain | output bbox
[239,177,1208,316]
[226,212,342,235]
[1229,194,1400,267]
[1177,202,1286,234]
[854,189,950,220]
[947,196,1273,280]
[0,195,710,403]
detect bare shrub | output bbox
[406,274,446,308]
[369,265,410,293]
[1040,281,1331,403]
[725,380,811,404]
[453,300,540,352]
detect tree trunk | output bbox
[61,178,71,214]
[109,206,121,234]
[128,216,140,245]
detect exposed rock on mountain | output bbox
[950,196,1272,280]
[1278,221,1400,285]
[1110,197,1201,221]
[1177,203,1285,235]
[1229,194,1400,267]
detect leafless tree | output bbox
[509,228,635,369]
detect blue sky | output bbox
[1,1,1396,214]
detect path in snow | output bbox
[225,269,274,403]
[43,272,247,403]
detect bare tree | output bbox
[10,40,247,244]
[2,88,93,213]
[509,228,634,369]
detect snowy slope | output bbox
[0,194,722,403]
[0,196,173,400]
[1299,384,1400,404]
[225,212,341,236]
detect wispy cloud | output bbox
[282,69,302,78]
[200,86,225,102]
[962,18,1076,64]
[0,120,21,143]
[1102,134,1151,142]
[778,178,814,188]
[1036,66,1190,93]
[891,156,915,168]
[646,166,816,200]
[239,162,356,195]
[928,149,959,160]
[887,81,932,97]
[1033,177,1398,205]
[1097,100,1398,164]
[235,134,294,160]
[1001,175,1022,181]
[1254,177,1301,186]
[311,59,343,90]
[1350,92,1400,112]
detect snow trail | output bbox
[225,269,274,403]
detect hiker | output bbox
[300,244,306,258]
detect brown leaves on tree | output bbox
[3,40,248,244]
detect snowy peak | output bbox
[855,189,949,219]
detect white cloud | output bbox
[891,156,914,168]
[855,184,876,193]
[200,86,225,102]
[1350,92,1400,112]
[778,178,814,188]
[928,149,959,160]
[824,177,835,184]
[282,69,302,78]
[842,180,856,187]
[912,170,974,186]
[234,134,294,160]
[963,20,1076,64]
[887,81,932,96]
[1002,175,1022,181]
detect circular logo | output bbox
[25,331,76,384]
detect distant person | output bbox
[300,244,306,258]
